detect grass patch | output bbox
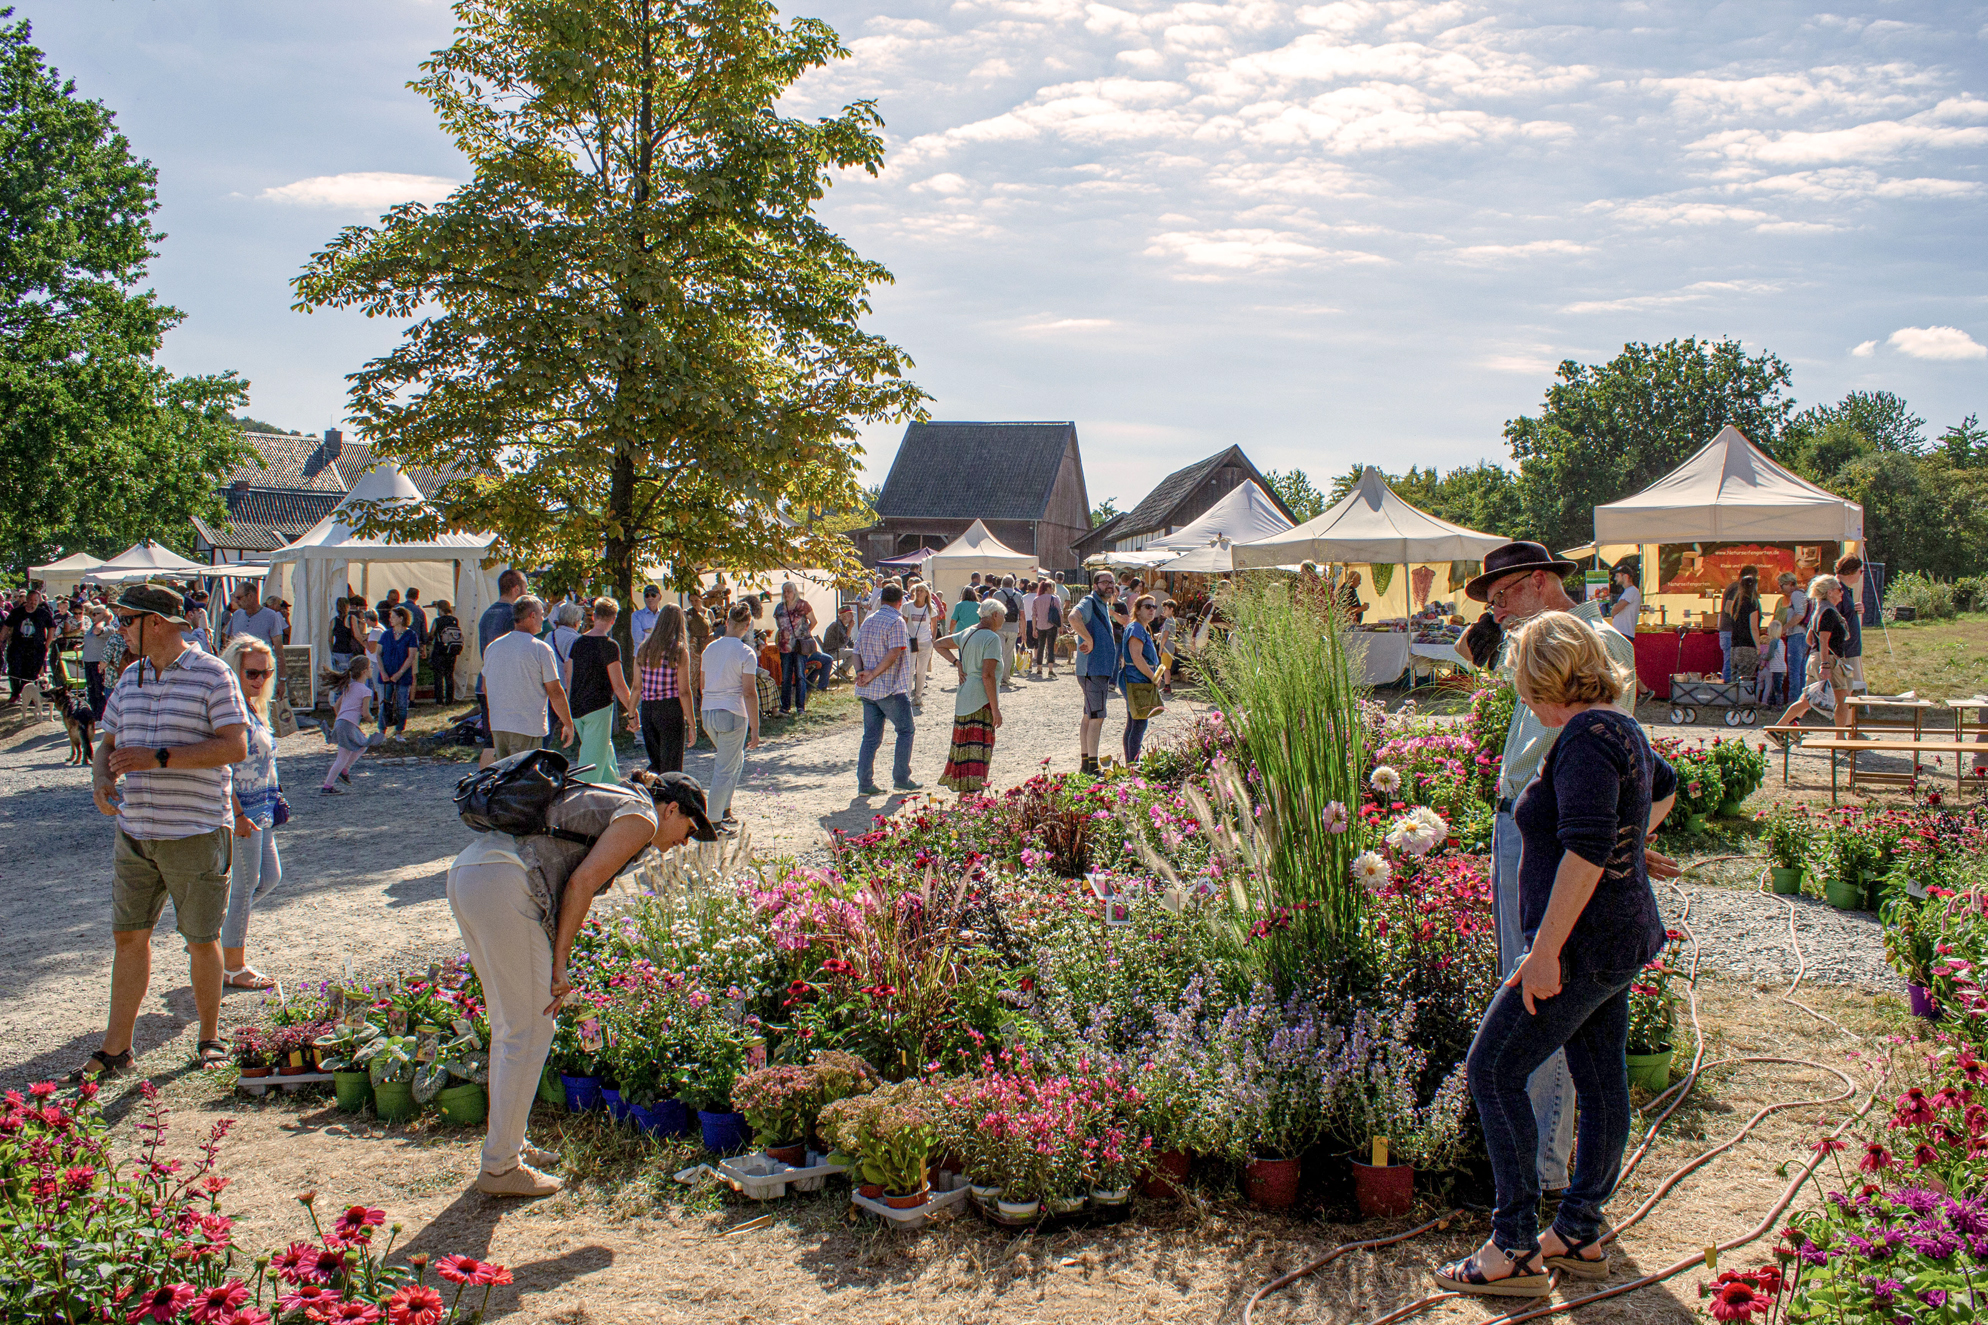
[1864,611,1988,699]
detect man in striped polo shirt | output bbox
[75,583,249,1081]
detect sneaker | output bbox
[521,1139,561,1168]
[894,780,923,792]
[338,771,351,784]
[858,784,887,796]
[475,1164,562,1198]
[320,786,343,795]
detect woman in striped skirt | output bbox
[933,598,1008,794]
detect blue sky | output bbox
[22,0,1988,508]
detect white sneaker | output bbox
[520,1139,560,1168]
[476,1163,562,1198]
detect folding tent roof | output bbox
[1231,467,1508,568]
[83,540,210,585]
[30,552,105,593]
[924,519,1036,604]
[1592,426,1864,543]
[1146,481,1294,552]
[1154,540,1239,575]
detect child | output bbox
[1759,619,1786,708]
[319,655,382,793]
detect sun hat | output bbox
[645,771,719,842]
[112,582,190,627]
[1465,542,1578,603]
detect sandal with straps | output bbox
[67,1048,134,1083]
[224,966,277,991]
[1433,1245,1551,1298]
[1543,1229,1611,1281]
[195,1039,229,1069]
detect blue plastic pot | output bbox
[652,1097,694,1137]
[698,1108,750,1153]
[561,1074,604,1113]
[602,1087,631,1125]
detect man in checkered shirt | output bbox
[851,583,921,796]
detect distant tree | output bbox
[294,0,926,669]
[1090,497,1121,528]
[1783,419,1876,488]
[1317,462,1522,538]
[0,11,248,571]
[1939,414,1986,467]
[229,415,303,436]
[1265,468,1328,522]
[1325,464,1366,507]
[1505,338,1795,554]
[1787,390,1925,454]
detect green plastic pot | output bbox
[1684,813,1709,835]
[1768,867,1803,896]
[332,1070,374,1113]
[1625,1047,1674,1092]
[1717,797,1745,818]
[538,1063,565,1107]
[1824,875,1864,911]
[436,1082,488,1128]
[373,1079,420,1123]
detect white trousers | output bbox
[910,641,932,706]
[447,858,555,1176]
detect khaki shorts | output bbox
[113,827,232,942]
[491,729,541,760]
[1847,656,1866,693]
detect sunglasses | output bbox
[116,613,145,627]
[242,667,274,680]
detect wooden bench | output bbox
[1790,736,1980,804]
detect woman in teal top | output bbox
[948,586,981,636]
[1118,595,1165,764]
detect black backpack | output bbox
[453,749,599,846]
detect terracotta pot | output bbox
[239,1066,273,1079]
[277,1064,311,1078]
[1350,1158,1414,1218]
[883,1186,931,1209]
[1244,1155,1301,1210]
[859,1184,884,1199]
[1141,1149,1190,1199]
[765,1141,807,1166]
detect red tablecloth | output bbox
[1634,630,1723,700]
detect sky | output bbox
[19,0,1988,508]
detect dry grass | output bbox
[128,969,1894,1325]
[1865,613,1988,700]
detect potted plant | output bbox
[357,1035,422,1122]
[1206,990,1326,1211]
[233,1025,275,1081]
[1671,753,1725,835]
[313,1020,382,1111]
[1812,825,1871,911]
[1881,890,1943,1020]
[418,1024,490,1127]
[550,1013,606,1112]
[1332,1006,1469,1218]
[684,1020,750,1153]
[733,1063,820,1165]
[1625,936,1685,1090]
[1760,804,1809,895]
[822,1081,939,1207]
[1708,738,1765,816]
[271,1025,313,1078]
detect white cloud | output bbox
[1562,279,1781,315]
[1851,340,1877,357]
[257,172,461,209]
[1145,227,1387,271]
[1888,326,1987,361]
[1442,239,1592,264]
[1690,117,1988,168]
[1481,352,1561,374]
[1019,317,1115,331]
[1589,199,1781,227]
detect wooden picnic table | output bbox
[1797,736,1967,804]
[1844,696,1941,794]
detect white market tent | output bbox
[924,519,1036,605]
[1147,481,1297,576]
[29,551,105,596]
[1154,539,1239,575]
[1594,425,1865,543]
[1233,466,1508,569]
[265,462,503,704]
[83,540,210,586]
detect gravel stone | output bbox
[1658,880,1895,991]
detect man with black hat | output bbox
[1453,542,1644,1206]
[74,583,250,1081]
[447,764,717,1196]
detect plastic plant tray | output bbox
[238,1072,335,1097]
[850,1170,971,1230]
[673,1150,849,1200]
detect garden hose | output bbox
[1239,879,1875,1325]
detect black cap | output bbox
[1465,542,1578,603]
[648,771,718,842]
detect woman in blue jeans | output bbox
[376,607,418,737]
[1437,611,1675,1297]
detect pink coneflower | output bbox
[125,1284,196,1323]
[1859,1142,1895,1173]
[332,1205,386,1242]
[271,1242,315,1284]
[276,1285,341,1317]
[187,1281,248,1324]
[1709,1280,1767,1321]
[434,1255,512,1286]
[386,1283,445,1325]
[1895,1087,1938,1128]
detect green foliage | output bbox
[292,0,927,630]
[1940,413,1986,467]
[1889,571,1960,620]
[1504,337,1796,553]
[0,12,249,571]
[1090,496,1121,528]
[1264,468,1327,522]
[229,414,304,435]
[1786,389,1925,454]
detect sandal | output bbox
[1542,1229,1611,1281]
[67,1048,133,1083]
[1433,1246,1551,1298]
[195,1039,229,1069]
[224,966,276,991]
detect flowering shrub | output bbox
[818,1078,941,1195]
[936,1049,1152,1200]
[1326,1002,1471,1170]
[1627,930,1688,1055]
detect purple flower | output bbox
[1945,1197,1988,1235]
[1864,1276,1904,1306]
[1891,1186,1941,1215]
[1906,1228,1961,1259]
[1921,1290,1950,1307]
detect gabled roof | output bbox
[874,422,1079,522]
[1117,445,1296,538]
[222,432,461,502]
[193,489,344,552]
[1231,466,1507,568]
[1593,425,1864,542]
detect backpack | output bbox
[436,620,463,651]
[453,749,600,846]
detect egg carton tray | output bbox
[849,1170,971,1230]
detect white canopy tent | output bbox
[265,462,502,705]
[83,540,210,586]
[1154,539,1239,575]
[924,519,1036,605]
[1149,481,1295,552]
[1233,467,1510,569]
[29,552,105,596]
[1593,425,1865,543]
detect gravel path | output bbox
[0,672,1202,1089]
[1658,880,1894,990]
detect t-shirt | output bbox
[1610,586,1640,637]
[1841,586,1863,658]
[478,600,517,652]
[1813,604,1849,660]
[226,606,286,648]
[330,616,357,654]
[1030,592,1057,630]
[900,599,935,643]
[700,635,759,717]
[377,627,418,683]
[405,602,427,643]
[1119,621,1159,687]
[100,647,250,840]
[566,634,621,718]
[946,626,1007,714]
[6,603,56,654]
[482,630,563,736]
[949,599,980,633]
[335,679,373,724]
[366,627,385,679]
[452,782,658,944]
[631,607,659,649]
[1783,588,1809,634]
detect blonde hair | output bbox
[1808,573,1840,602]
[222,636,277,719]
[1510,611,1634,707]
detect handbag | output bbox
[270,791,291,828]
[1124,682,1162,720]
[271,687,299,738]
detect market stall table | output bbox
[1346,632,1409,687]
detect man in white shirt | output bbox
[224,586,287,650]
[479,595,575,760]
[631,586,661,650]
[1608,566,1641,638]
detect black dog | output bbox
[45,679,94,766]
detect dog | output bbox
[44,678,93,766]
[17,671,48,726]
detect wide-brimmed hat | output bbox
[1465,542,1578,603]
[646,771,719,842]
[112,582,190,627]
